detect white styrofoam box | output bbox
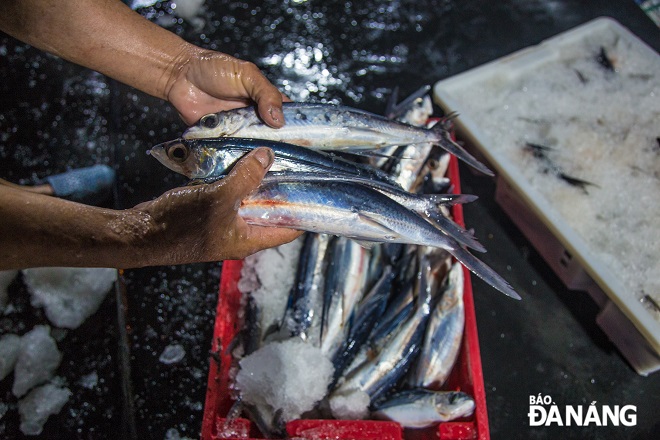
[433,17,660,375]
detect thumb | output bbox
[220,147,274,200]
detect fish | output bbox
[260,172,484,253]
[319,237,369,358]
[149,137,397,185]
[238,179,520,300]
[181,102,493,176]
[329,253,439,402]
[330,265,395,388]
[371,389,475,428]
[277,233,331,342]
[411,262,465,389]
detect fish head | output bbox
[435,391,475,420]
[182,110,247,139]
[148,139,217,179]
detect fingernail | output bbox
[254,148,274,168]
[269,106,283,124]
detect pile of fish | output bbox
[150,97,519,300]
[150,90,519,435]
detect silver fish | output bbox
[411,262,465,389]
[278,233,331,342]
[149,137,397,184]
[330,265,435,402]
[320,237,369,358]
[371,389,475,428]
[182,102,493,176]
[330,265,395,388]
[239,180,520,300]
[261,172,484,253]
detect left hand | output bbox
[165,47,288,127]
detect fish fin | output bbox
[387,85,432,120]
[355,212,401,242]
[448,247,521,300]
[431,125,494,176]
[354,240,379,250]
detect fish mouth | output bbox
[148,139,188,175]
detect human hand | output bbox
[129,147,302,266]
[165,46,288,127]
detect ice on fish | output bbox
[0,333,21,380]
[12,325,63,398]
[18,381,72,436]
[235,338,334,422]
[159,344,186,365]
[328,388,371,420]
[238,237,303,331]
[23,267,116,329]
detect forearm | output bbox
[0,0,192,100]
[0,186,147,270]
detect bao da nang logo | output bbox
[528,395,637,427]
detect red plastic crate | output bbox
[201,154,490,440]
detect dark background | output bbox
[0,1,658,439]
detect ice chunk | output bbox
[235,338,334,422]
[0,333,21,380]
[12,325,62,397]
[328,388,371,420]
[18,382,72,436]
[0,269,18,312]
[164,427,195,440]
[23,267,116,329]
[78,371,98,389]
[172,0,205,21]
[239,238,303,331]
[159,344,186,365]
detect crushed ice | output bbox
[159,343,187,365]
[23,267,117,329]
[235,338,334,422]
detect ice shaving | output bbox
[447,24,660,320]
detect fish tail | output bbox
[430,124,494,176]
[425,211,486,253]
[424,193,479,206]
[448,247,521,300]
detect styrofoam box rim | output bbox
[433,17,660,354]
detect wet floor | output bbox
[1,1,659,439]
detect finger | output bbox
[255,88,285,129]
[219,147,274,200]
[235,224,304,258]
[240,65,285,128]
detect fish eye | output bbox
[200,113,219,128]
[167,143,189,162]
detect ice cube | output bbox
[235,338,334,422]
[0,333,21,380]
[18,382,72,435]
[23,267,116,329]
[12,325,62,397]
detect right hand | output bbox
[129,147,302,266]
